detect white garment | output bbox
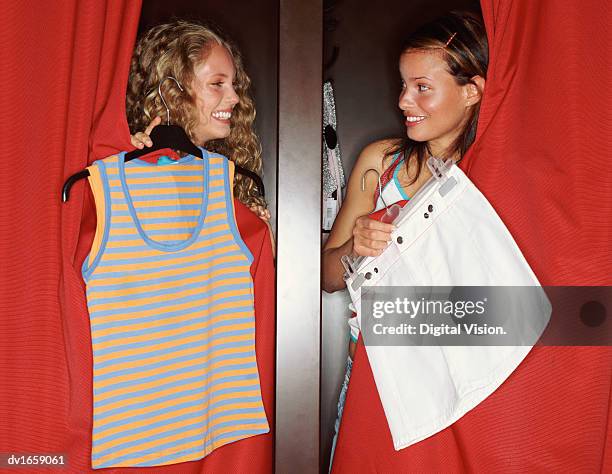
[345,162,551,450]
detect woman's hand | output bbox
[130,116,162,149]
[322,139,395,293]
[351,215,394,257]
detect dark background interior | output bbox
[324,0,480,172]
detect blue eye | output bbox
[418,84,430,92]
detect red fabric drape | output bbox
[332,1,612,472]
[1,1,274,472]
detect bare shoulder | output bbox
[353,138,401,174]
[324,138,401,252]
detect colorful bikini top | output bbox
[373,152,409,212]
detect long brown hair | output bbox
[126,20,265,208]
[387,10,488,184]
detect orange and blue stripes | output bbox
[83,149,268,468]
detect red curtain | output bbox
[332,0,612,472]
[0,1,274,472]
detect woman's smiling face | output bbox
[398,50,473,157]
[191,44,240,145]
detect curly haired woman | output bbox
[127,20,271,224]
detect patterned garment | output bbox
[322,81,345,198]
[373,152,408,211]
[83,149,268,468]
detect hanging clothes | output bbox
[322,81,346,231]
[83,150,268,468]
[343,161,550,451]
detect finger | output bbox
[354,231,389,250]
[130,135,145,148]
[353,244,384,258]
[134,132,153,147]
[356,235,389,251]
[130,134,149,149]
[364,228,393,242]
[356,216,395,233]
[353,226,392,244]
[144,116,162,135]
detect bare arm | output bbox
[322,140,396,293]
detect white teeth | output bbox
[406,116,425,122]
[212,111,232,120]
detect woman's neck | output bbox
[426,142,460,162]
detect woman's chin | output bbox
[198,129,231,144]
[406,130,429,142]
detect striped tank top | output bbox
[82,149,268,469]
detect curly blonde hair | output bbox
[126,20,265,208]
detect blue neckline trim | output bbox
[392,156,410,200]
[130,154,196,167]
[118,148,209,252]
[380,152,403,194]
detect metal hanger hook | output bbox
[158,77,184,125]
[362,168,390,210]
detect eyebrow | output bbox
[406,76,431,81]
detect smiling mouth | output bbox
[211,110,232,121]
[405,115,427,127]
[405,115,426,126]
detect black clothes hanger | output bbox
[125,124,202,161]
[62,77,264,202]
